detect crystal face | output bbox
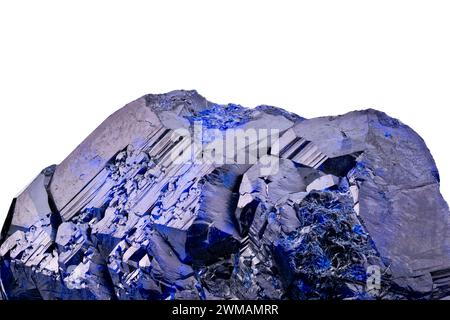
[0,90,449,300]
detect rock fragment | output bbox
[1,91,449,300]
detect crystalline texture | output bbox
[0,90,449,300]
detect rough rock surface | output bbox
[0,90,449,300]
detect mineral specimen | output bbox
[0,90,449,300]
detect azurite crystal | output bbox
[0,90,449,300]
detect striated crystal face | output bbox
[0,90,449,300]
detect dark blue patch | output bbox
[186,103,252,130]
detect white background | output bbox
[1,1,449,225]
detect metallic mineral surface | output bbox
[1,90,449,300]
